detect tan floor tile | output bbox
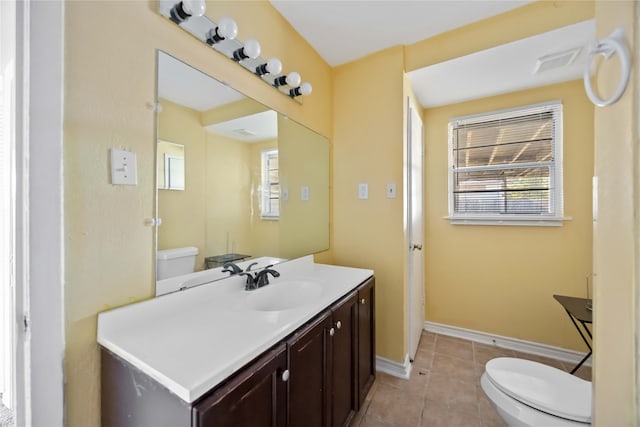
[473,343,516,366]
[431,352,476,382]
[426,373,479,415]
[365,382,423,427]
[358,412,394,427]
[378,369,429,398]
[572,364,592,381]
[422,400,481,427]
[353,334,579,427]
[434,336,474,360]
[413,348,434,371]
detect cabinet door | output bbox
[288,311,333,427]
[192,343,288,427]
[357,277,376,407]
[331,292,358,427]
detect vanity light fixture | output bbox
[159,0,314,101]
[273,71,301,88]
[233,39,261,61]
[290,82,313,98]
[169,0,206,25]
[255,58,283,76]
[205,16,238,45]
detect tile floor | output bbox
[351,331,592,427]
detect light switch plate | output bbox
[301,186,310,201]
[358,183,368,199]
[281,187,289,201]
[110,149,137,185]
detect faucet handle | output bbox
[245,262,259,272]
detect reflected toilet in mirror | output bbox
[155,50,329,294]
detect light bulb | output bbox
[169,0,206,24]
[217,16,238,40]
[205,17,238,45]
[255,58,282,76]
[290,82,313,97]
[273,71,301,88]
[233,39,261,61]
[285,72,301,87]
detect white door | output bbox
[406,98,425,360]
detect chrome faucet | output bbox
[239,265,280,291]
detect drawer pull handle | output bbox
[329,327,335,337]
[281,369,290,382]
[336,321,342,330]
[360,298,366,305]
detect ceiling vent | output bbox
[232,128,257,137]
[533,47,582,74]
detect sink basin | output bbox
[246,280,323,311]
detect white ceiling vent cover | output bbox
[533,47,582,74]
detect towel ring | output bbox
[583,27,631,107]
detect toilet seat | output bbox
[485,357,591,423]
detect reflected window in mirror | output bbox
[157,140,185,191]
[261,148,280,219]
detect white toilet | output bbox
[481,357,591,426]
[156,246,199,280]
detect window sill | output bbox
[444,215,571,227]
[260,215,280,221]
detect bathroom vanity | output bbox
[98,257,375,427]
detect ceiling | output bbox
[270,1,595,108]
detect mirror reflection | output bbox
[157,140,185,190]
[155,51,329,291]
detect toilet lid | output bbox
[485,357,591,423]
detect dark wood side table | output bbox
[553,294,593,374]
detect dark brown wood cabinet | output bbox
[192,343,288,427]
[101,276,375,427]
[330,292,358,427]
[356,277,375,407]
[288,311,332,427]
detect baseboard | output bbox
[424,321,592,368]
[375,354,412,379]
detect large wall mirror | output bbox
[155,51,329,288]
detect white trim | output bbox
[25,1,65,426]
[424,321,592,367]
[375,354,412,379]
[444,215,571,227]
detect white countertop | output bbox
[97,256,373,403]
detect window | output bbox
[261,149,280,219]
[448,101,564,226]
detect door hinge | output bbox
[23,315,29,332]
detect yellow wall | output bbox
[333,46,407,362]
[424,80,594,349]
[278,116,330,259]
[203,133,253,259]
[157,99,209,269]
[592,1,638,424]
[63,1,332,425]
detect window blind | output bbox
[450,102,562,217]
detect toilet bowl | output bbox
[481,357,591,427]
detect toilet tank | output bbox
[156,247,198,280]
